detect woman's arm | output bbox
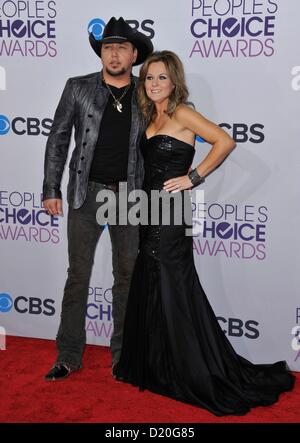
[163,105,236,192]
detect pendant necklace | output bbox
[105,81,131,113]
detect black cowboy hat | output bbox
[89,17,153,66]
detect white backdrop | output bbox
[0,0,300,370]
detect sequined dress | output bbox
[115,134,295,416]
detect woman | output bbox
[114,51,294,416]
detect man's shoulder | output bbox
[67,71,100,85]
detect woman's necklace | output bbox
[104,81,131,113]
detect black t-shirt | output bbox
[89,82,133,184]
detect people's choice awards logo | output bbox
[86,286,113,340]
[192,202,268,261]
[0,0,57,57]
[0,190,60,244]
[0,66,6,90]
[190,0,279,59]
[0,293,13,313]
[291,66,300,91]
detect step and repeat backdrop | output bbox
[0,0,300,370]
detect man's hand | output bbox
[43,198,63,216]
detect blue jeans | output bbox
[55,181,139,369]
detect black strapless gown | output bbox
[115,134,295,416]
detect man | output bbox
[43,17,153,381]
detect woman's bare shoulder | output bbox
[173,103,204,124]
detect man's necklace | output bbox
[104,81,131,113]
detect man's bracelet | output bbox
[188,168,205,186]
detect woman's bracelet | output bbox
[188,168,205,186]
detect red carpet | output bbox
[0,336,299,423]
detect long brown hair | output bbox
[137,50,189,123]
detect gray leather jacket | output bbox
[42,71,145,209]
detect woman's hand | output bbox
[163,175,193,193]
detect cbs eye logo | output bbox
[0,115,52,136]
[0,293,55,316]
[0,293,13,313]
[88,18,106,40]
[0,115,10,135]
[87,18,155,40]
[196,123,265,144]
